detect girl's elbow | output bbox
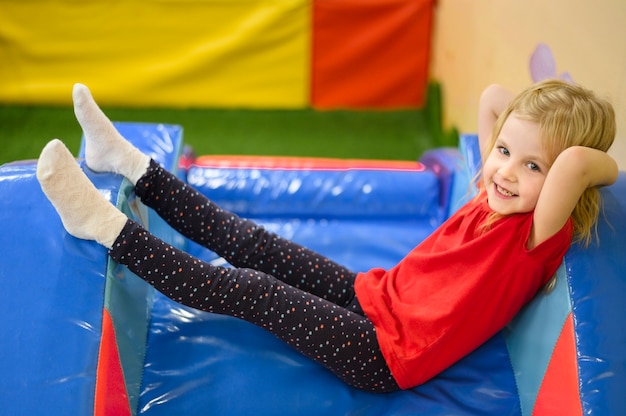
[559,147,617,187]
[591,150,618,187]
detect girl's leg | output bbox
[111,219,399,392]
[134,160,358,308]
[37,140,398,392]
[73,83,357,308]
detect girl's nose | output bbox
[498,162,516,182]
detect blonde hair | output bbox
[480,79,616,247]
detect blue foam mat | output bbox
[2,125,624,415]
[138,147,521,415]
[566,173,626,414]
[139,292,520,416]
[0,161,116,414]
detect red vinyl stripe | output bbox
[193,155,425,171]
[533,313,582,415]
[94,309,131,416]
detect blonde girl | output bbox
[36,80,617,392]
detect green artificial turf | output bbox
[0,83,457,166]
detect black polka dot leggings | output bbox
[108,160,400,393]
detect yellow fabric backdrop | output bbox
[0,0,309,108]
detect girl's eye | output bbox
[498,146,510,156]
[526,162,541,172]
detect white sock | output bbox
[73,83,150,185]
[36,139,128,248]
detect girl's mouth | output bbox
[496,183,515,197]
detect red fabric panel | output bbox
[94,309,131,416]
[312,0,434,109]
[533,313,582,415]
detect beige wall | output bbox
[430,0,626,168]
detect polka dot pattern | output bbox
[108,161,399,392]
[137,160,356,306]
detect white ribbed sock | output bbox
[73,83,150,185]
[36,139,127,248]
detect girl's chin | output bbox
[486,193,514,215]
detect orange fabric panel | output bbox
[312,0,434,109]
[533,313,582,416]
[94,309,131,416]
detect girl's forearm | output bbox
[555,146,618,189]
[478,84,515,154]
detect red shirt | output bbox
[354,192,573,389]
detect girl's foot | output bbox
[36,139,127,248]
[73,83,150,185]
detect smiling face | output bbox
[482,113,549,215]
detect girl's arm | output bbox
[530,146,619,249]
[478,84,515,157]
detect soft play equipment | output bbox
[0,0,433,109]
[0,123,624,415]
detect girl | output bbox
[36,80,617,393]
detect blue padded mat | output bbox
[0,161,117,414]
[566,173,626,415]
[3,124,623,415]
[138,151,521,415]
[139,293,520,415]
